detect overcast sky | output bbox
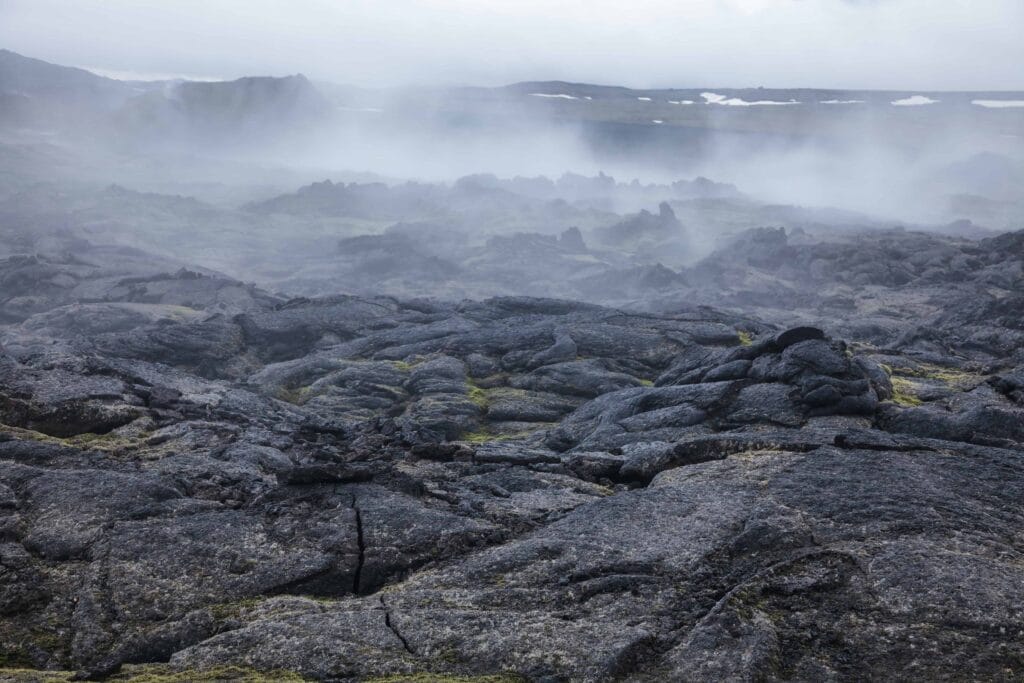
[1,0,1022,90]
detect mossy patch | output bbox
[459,426,544,444]
[277,385,312,405]
[737,330,754,346]
[0,424,149,454]
[459,421,552,443]
[0,669,74,682]
[391,356,427,372]
[880,360,983,403]
[890,377,923,407]
[110,664,309,682]
[0,424,66,447]
[465,382,490,410]
[460,429,499,444]
[365,675,526,683]
[207,597,265,620]
[901,363,982,390]
[65,431,149,453]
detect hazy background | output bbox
[1,0,1023,90]
[0,0,1022,286]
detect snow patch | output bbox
[702,92,799,106]
[668,100,694,105]
[891,96,938,106]
[637,96,652,101]
[652,119,664,124]
[973,99,1024,109]
[529,93,578,100]
[83,66,223,82]
[820,99,864,105]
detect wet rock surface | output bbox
[1,232,1023,681]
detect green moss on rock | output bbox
[111,664,309,682]
[890,377,923,407]
[0,669,74,682]
[466,383,490,410]
[365,675,526,683]
[0,424,148,454]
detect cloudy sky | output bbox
[1,0,1021,89]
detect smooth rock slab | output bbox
[169,447,1024,680]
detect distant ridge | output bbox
[0,48,132,103]
[0,49,333,145]
[1,49,1021,158]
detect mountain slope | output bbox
[0,49,132,103]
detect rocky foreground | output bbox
[1,235,1023,682]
